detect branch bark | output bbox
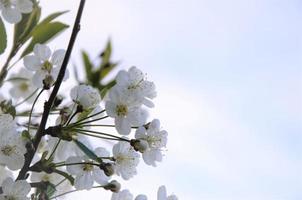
[16,0,86,181]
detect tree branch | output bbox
[16,0,86,181]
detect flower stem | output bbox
[15,88,39,107]
[16,0,86,181]
[27,89,44,133]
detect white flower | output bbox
[0,114,16,134]
[70,85,101,110]
[66,148,110,190]
[9,68,36,102]
[111,189,133,200]
[30,171,72,197]
[0,0,33,24]
[106,87,147,135]
[115,66,156,107]
[157,186,178,200]
[0,178,31,200]
[24,44,67,88]
[135,119,167,166]
[46,135,90,161]
[112,141,140,180]
[0,165,13,184]
[135,194,148,200]
[0,131,26,170]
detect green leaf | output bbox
[21,22,69,57]
[13,5,41,46]
[0,17,7,55]
[81,51,93,80]
[74,140,100,162]
[38,10,69,26]
[99,80,116,99]
[99,62,118,80]
[98,40,118,80]
[46,182,57,197]
[100,40,112,65]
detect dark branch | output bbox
[16,0,86,181]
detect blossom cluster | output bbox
[0,43,177,199]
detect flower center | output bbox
[42,60,53,73]
[146,136,162,148]
[127,79,144,90]
[1,145,16,156]
[116,105,128,117]
[19,82,29,92]
[82,163,93,171]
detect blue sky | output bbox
[22,0,302,199]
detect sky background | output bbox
[3,0,302,199]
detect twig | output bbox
[16,0,86,181]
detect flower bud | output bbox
[130,139,149,153]
[103,180,121,193]
[99,162,115,177]
[43,75,54,89]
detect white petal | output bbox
[51,49,65,66]
[16,0,33,13]
[116,70,130,86]
[66,157,83,175]
[135,194,148,200]
[1,178,14,194]
[127,108,148,126]
[12,180,31,196]
[32,71,45,88]
[135,126,146,139]
[94,147,110,157]
[115,117,131,135]
[34,44,51,61]
[2,7,21,24]
[74,172,93,190]
[24,55,41,71]
[129,66,144,83]
[105,101,117,117]
[93,169,109,185]
[157,186,167,200]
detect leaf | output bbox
[13,5,41,46]
[99,80,116,99]
[46,182,57,198]
[0,17,7,55]
[100,39,112,65]
[74,140,100,162]
[38,10,69,26]
[81,51,93,80]
[98,40,118,80]
[99,62,118,80]
[21,22,69,57]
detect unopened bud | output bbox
[104,180,121,193]
[43,75,54,90]
[99,162,115,177]
[130,139,149,153]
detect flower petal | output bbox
[51,49,65,66]
[34,44,51,61]
[24,55,41,71]
[2,7,22,24]
[16,0,33,13]
[115,117,131,135]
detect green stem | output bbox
[27,89,44,133]
[55,162,100,168]
[73,128,130,142]
[15,88,39,107]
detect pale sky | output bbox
[3,0,302,199]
